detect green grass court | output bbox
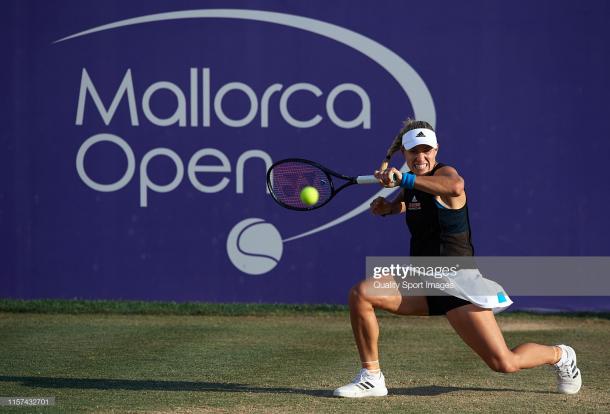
[1,301,609,413]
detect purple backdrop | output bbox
[2,0,609,311]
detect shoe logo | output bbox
[356,382,375,390]
[416,131,426,137]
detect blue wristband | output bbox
[400,172,416,190]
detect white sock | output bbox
[364,368,381,377]
[555,346,568,366]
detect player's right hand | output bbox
[374,167,402,188]
[370,196,392,216]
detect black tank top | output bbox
[403,163,474,257]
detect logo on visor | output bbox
[416,131,426,137]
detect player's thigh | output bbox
[351,278,428,316]
[445,304,511,362]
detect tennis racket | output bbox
[266,158,396,211]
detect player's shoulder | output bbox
[432,163,460,176]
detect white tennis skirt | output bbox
[441,269,513,313]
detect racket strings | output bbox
[269,161,332,209]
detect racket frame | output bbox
[266,158,395,211]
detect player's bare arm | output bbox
[369,189,405,216]
[374,165,466,210]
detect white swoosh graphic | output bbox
[282,169,407,242]
[54,9,434,241]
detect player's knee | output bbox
[348,281,371,305]
[487,355,519,373]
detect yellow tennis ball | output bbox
[300,186,319,206]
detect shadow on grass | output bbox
[391,385,552,396]
[0,376,552,397]
[0,376,331,397]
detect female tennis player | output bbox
[333,119,582,397]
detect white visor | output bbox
[402,128,438,150]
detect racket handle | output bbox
[356,173,398,185]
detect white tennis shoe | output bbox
[333,368,388,398]
[553,344,582,394]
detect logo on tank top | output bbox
[408,195,421,210]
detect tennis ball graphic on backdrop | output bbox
[300,186,319,206]
[226,218,283,275]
